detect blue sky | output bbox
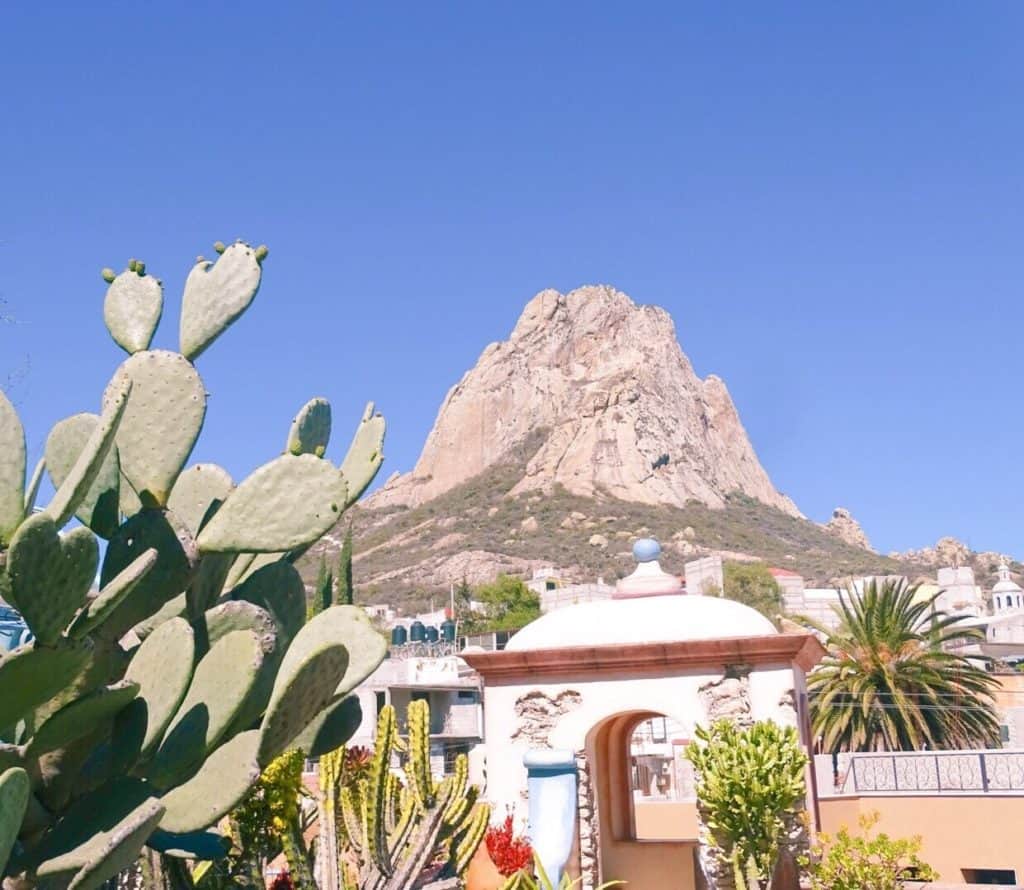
[2,2,1022,557]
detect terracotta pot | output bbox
[465,842,506,890]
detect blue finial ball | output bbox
[633,538,661,563]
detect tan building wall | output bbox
[820,795,1024,884]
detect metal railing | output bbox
[841,749,1024,794]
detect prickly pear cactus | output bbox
[0,242,388,890]
[339,701,490,890]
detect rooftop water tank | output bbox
[425,626,439,643]
[409,620,426,643]
[440,619,456,642]
[390,625,408,646]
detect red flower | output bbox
[269,872,294,890]
[485,815,533,877]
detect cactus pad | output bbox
[99,508,195,641]
[196,453,347,553]
[290,694,362,758]
[23,456,45,517]
[228,560,306,642]
[167,463,234,536]
[339,402,386,507]
[0,767,30,875]
[103,267,163,355]
[6,514,98,645]
[179,242,264,361]
[36,777,163,887]
[158,729,261,833]
[0,641,91,732]
[45,414,121,538]
[67,547,159,641]
[257,607,354,765]
[286,397,332,457]
[123,617,195,757]
[103,350,205,507]
[27,681,140,758]
[323,604,388,699]
[0,389,26,545]
[45,376,131,530]
[149,629,263,789]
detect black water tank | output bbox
[390,625,408,646]
[425,626,439,643]
[440,619,456,642]
[409,620,426,642]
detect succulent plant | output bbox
[338,701,489,890]
[0,242,388,890]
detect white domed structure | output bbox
[507,592,777,651]
[992,564,1023,613]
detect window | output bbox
[545,581,556,591]
[443,742,471,774]
[1000,725,1011,744]
[961,868,1017,885]
[375,691,386,716]
[457,690,477,701]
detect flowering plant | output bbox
[486,814,533,876]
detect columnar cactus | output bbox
[338,702,489,890]
[0,243,388,890]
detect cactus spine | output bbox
[338,702,489,890]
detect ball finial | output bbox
[633,538,661,563]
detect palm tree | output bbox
[800,578,1001,752]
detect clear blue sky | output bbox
[2,3,1022,557]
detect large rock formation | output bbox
[369,285,800,516]
[824,507,874,552]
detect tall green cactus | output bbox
[338,702,489,890]
[0,242,388,890]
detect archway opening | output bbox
[629,715,696,840]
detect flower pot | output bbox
[465,842,506,890]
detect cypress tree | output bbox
[336,525,354,605]
[311,554,333,617]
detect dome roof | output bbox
[506,593,778,652]
[993,563,1022,595]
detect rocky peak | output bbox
[369,285,800,516]
[823,507,874,552]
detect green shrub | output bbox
[799,812,936,890]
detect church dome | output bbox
[506,589,777,651]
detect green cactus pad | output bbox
[167,463,234,537]
[67,547,158,641]
[231,551,286,588]
[103,268,164,355]
[0,767,30,875]
[286,397,332,457]
[323,604,388,699]
[228,560,305,642]
[26,680,140,758]
[45,413,121,538]
[122,617,195,757]
[103,350,206,507]
[6,513,99,645]
[197,453,347,553]
[202,600,281,736]
[98,508,195,641]
[130,591,187,641]
[147,829,229,859]
[339,402,386,507]
[158,729,260,833]
[119,472,143,516]
[257,607,354,765]
[290,694,362,758]
[46,375,131,530]
[23,456,45,518]
[149,629,263,789]
[179,242,264,361]
[36,777,164,888]
[0,389,26,545]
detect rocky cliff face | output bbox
[824,507,874,552]
[369,285,801,516]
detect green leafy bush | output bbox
[799,812,937,890]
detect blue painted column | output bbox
[524,749,578,885]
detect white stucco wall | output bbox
[479,664,801,819]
